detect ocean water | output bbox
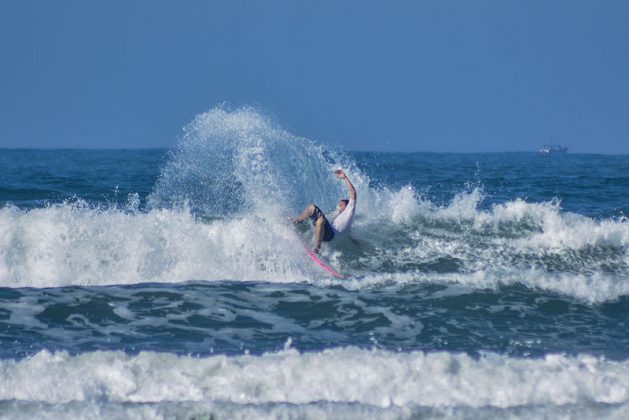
[1,107,628,419]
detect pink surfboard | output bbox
[287,218,346,279]
[303,244,346,279]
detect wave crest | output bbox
[3,348,629,410]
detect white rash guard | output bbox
[331,197,356,237]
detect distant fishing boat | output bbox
[539,141,568,154]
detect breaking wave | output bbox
[2,347,629,418]
[0,107,627,303]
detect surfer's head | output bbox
[338,199,349,213]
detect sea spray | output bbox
[149,107,351,217]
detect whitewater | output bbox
[1,107,628,419]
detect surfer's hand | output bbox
[335,169,346,179]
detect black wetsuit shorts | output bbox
[309,206,335,242]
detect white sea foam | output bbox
[0,204,311,287]
[1,348,629,417]
[0,189,628,303]
[1,107,627,302]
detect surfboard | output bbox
[285,214,346,279]
[302,243,346,279]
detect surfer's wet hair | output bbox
[339,199,349,206]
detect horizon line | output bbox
[0,147,627,156]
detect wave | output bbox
[0,197,627,302]
[2,347,629,418]
[0,107,627,302]
[0,203,310,287]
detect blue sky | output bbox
[1,1,628,153]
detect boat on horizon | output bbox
[539,144,568,154]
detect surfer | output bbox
[292,169,356,254]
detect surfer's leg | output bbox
[293,204,317,224]
[313,216,325,254]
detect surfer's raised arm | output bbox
[334,169,356,201]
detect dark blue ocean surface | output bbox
[3,282,629,362]
[0,149,163,210]
[0,109,628,418]
[353,151,629,218]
